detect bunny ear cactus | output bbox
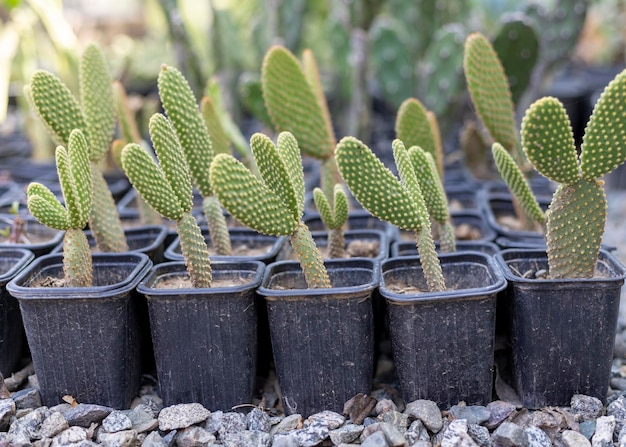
[122,114,212,288]
[210,132,331,289]
[335,137,445,292]
[157,65,231,256]
[28,43,127,253]
[261,46,341,200]
[27,129,93,287]
[313,184,349,258]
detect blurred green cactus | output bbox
[28,43,127,253]
[158,65,231,256]
[27,130,93,287]
[122,114,212,288]
[313,184,349,259]
[211,132,331,289]
[336,137,445,292]
[495,69,626,278]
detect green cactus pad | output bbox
[396,98,438,164]
[29,70,86,146]
[113,81,142,144]
[90,169,129,253]
[251,133,299,221]
[121,143,185,221]
[261,46,334,160]
[277,132,305,219]
[56,146,83,229]
[335,137,422,231]
[63,229,92,287]
[463,32,518,156]
[66,130,92,226]
[158,65,214,197]
[416,222,446,292]
[177,212,212,288]
[200,97,231,156]
[301,49,336,146]
[521,97,579,185]
[27,183,70,231]
[408,146,449,225]
[546,178,606,278]
[203,196,231,255]
[149,113,193,213]
[210,153,298,236]
[393,140,430,229]
[492,143,545,223]
[313,188,333,229]
[581,69,626,180]
[333,184,348,229]
[79,43,116,162]
[290,221,331,288]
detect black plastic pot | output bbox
[398,210,496,243]
[0,215,65,257]
[445,185,479,211]
[6,253,152,408]
[165,227,286,264]
[391,240,499,257]
[495,249,626,408]
[137,261,264,410]
[380,253,506,408]
[258,259,379,417]
[0,248,33,376]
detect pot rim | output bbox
[0,248,34,284]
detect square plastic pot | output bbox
[304,210,399,244]
[0,248,33,376]
[257,259,379,417]
[0,215,65,257]
[495,249,626,408]
[380,253,506,409]
[391,240,499,257]
[6,252,152,408]
[137,261,265,410]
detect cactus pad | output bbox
[200,97,231,156]
[396,98,438,164]
[408,146,449,225]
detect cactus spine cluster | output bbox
[27,130,93,287]
[28,43,128,253]
[210,132,331,289]
[157,65,231,256]
[336,137,445,292]
[495,69,626,279]
[313,184,349,259]
[122,114,212,288]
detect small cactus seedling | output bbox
[28,43,127,253]
[313,184,349,259]
[210,132,331,289]
[494,69,626,279]
[27,129,93,287]
[261,46,341,200]
[157,65,231,256]
[122,114,212,288]
[336,137,445,292]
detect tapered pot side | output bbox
[495,249,626,409]
[137,261,265,411]
[380,253,507,409]
[258,259,379,417]
[0,248,34,376]
[6,253,152,409]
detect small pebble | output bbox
[486,401,516,430]
[329,423,364,445]
[175,426,216,446]
[579,420,596,439]
[40,411,68,438]
[525,426,551,447]
[562,429,591,447]
[449,404,491,425]
[571,395,605,420]
[158,403,210,431]
[102,410,133,433]
[591,415,615,447]
[12,388,41,410]
[63,403,113,428]
[404,399,443,433]
[247,407,271,432]
[491,422,528,447]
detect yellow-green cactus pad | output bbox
[463,33,518,155]
[393,140,430,229]
[313,187,333,229]
[547,178,606,278]
[521,97,579,185]
[200,96,231,155]
[63,228,92,287]
[177,212,212,288]
[396,98,438,164]
[581,69,626,180]
[290,221,331,288]
[29,70,86,146]
[336,137,421,231]
[79,43,116,162]
[56,146,83,229]
[408,146,449,225]
[27,183,70,231]
[210,153,298,236]
[158,65,214,196]
[262,46,334,160]
[66,130,92,226]
[301,49,336,146]
[333,184,348,229]
[492,143,545,223]
[113,81,141,144]
[277,131,305,219]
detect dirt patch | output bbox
[155,275,249,289]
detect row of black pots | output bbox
[2,243,624,416]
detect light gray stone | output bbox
[405,419,430,445]
[64,404,113,428]
[305,410,345,430]
[141,431,168,447]
[571,395,604,421]
[441,419,479,447]
[6,421,30,447]
[15,406,49,440]
[96,429,137,447]
[12,388,42,410]
[41,412,69,439]
[449,405,491,426]
[592,416,615,447]
[378,410,409,434]
[491,422,528,447]
[485,401,516,430]
[562,430,592,447]
[404,400,443,433]
[376,399,398,415]
[608,395,626,434]
[292,420,331,447]
[361,422,406,446]
[269,414,302,437]
[580,420,596,440]
[361,430,389,447]
[246,408,270,432]
[128,406,158,434]
[215,412,246,438]
[158,403,210,431]
[329,423,364,444]
[411,442,433,447]
[271,433,299,447]
[524,426,551,447]
[50,426,89,446]
[175,426,216,446]
[0,399,15,431]
[468,423,492,447]
[221,430,270,447]
[102,411,133,433]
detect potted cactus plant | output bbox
[6,129,152,409]
[122,112,264,411]
[335,136,506,408]
[210,131,379,417]
[493,68,626,408]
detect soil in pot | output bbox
[0,216,64,257]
